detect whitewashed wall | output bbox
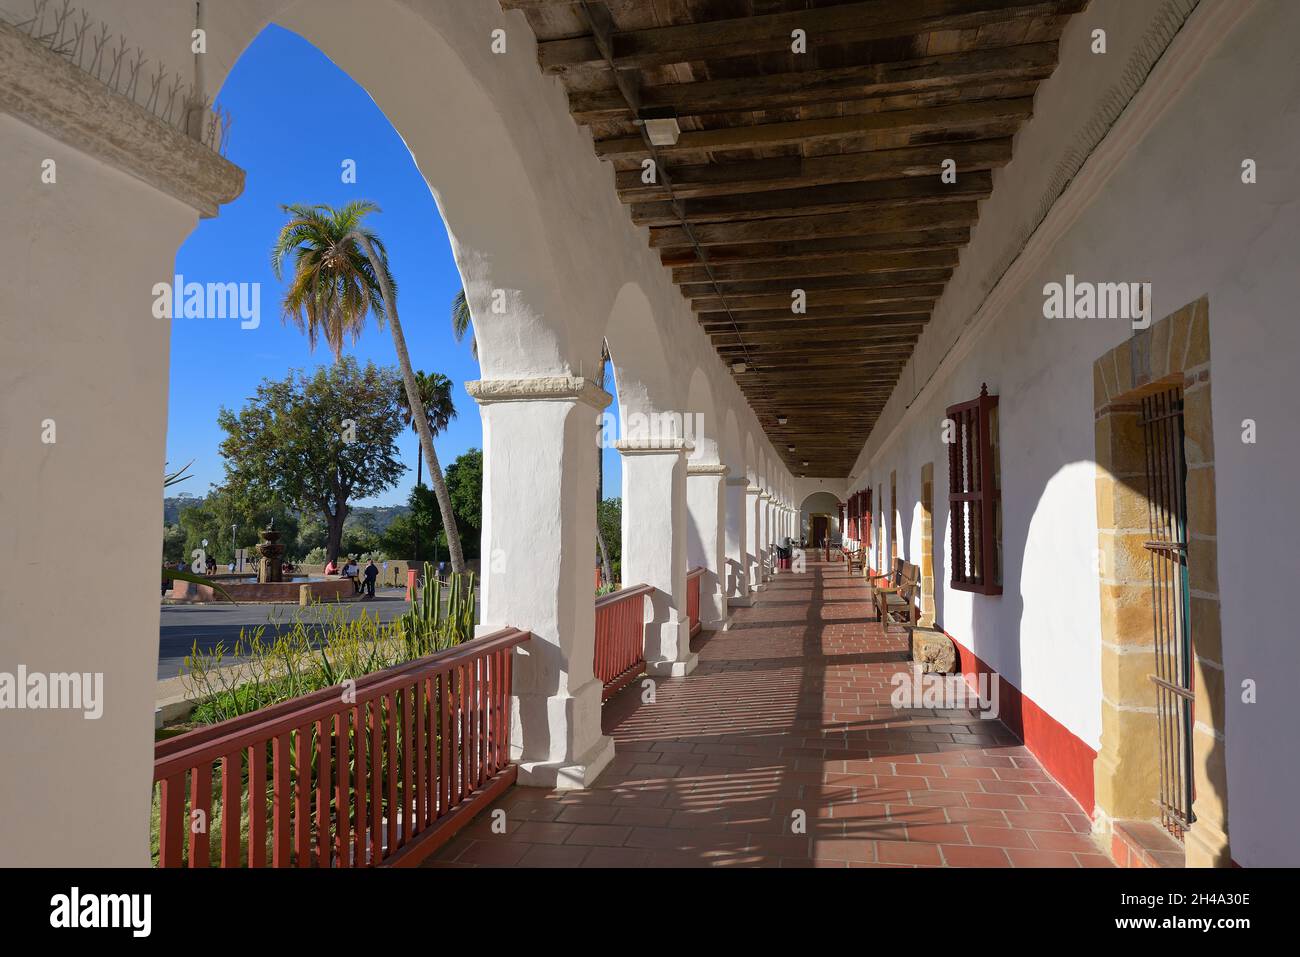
[846,1,1299,866]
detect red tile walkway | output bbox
[429,559,1109,867]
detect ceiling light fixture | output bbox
[639,110,681,147]
[776,415,787,426]
[731,361,747,374]
[787,445,796,452]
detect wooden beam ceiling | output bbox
[507,0,1088,477]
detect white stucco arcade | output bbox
[0,0,802,865]
[1,0,1295,871]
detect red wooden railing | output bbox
[686,566,704,638]
[153,627,531,868]
[593,584,651,701]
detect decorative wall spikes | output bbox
[2,0,232,155]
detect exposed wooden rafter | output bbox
[506,0,1089,476]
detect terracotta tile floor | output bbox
[429,560,1109,867]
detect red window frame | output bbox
[946,384,1002,595]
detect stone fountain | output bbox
[256,519,285,583]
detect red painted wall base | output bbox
[945,633,1097,814]
[863,564,1097,813]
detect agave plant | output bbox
[399,565,477,657]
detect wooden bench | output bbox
[868,557,905,619]
[846,547,865,575]
[881,562,921,632]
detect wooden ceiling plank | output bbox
[675,249,957,283]
[652,202,980,247]
[662,232,969,267]
[678,269,955,296]
[595,97,1033,160]
[571,43,1057,122]
[618,138,1012,201]
[635,174,991,227]
[538,1,1085,73]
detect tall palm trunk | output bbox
[595,344,613,585]
[413,455,422,561]
[352,233,465,575]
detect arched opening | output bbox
[800,490,842,551]
[18,0,645,865]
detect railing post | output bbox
[467,377,615,789]
[616,437,697,678]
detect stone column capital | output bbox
[745,485,763,496]
[687,463,728,477]
[613,438,694,455]
[466,375,612,410]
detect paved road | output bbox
[157,589,411,679]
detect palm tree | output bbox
[595,341,613,586]
[450,288,477,358]
[397,371,457,561]
[271,201,465,573]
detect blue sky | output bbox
[167,25,621,507]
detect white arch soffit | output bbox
[603,281,677,427]
[720,406,744,476]
[799,490,840,510]
[683,367,720,463]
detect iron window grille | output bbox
[946,384,1002,595]
[1140,387,1196,838]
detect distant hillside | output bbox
[163,495,409,531]
[163,494,204,524]
[345,504,409,532]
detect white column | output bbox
[746,485,763,592]
[0,39,243,865]
[759,492,772,583]
[469,376,614,789]
[617,438,698,677]
[725,477,752,606]
[686,463,729,629]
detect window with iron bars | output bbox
[946,384,1002,595]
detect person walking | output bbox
[363,559,379,599]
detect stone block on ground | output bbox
[911,627,957,673]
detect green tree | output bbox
[598,497,622,584]
[216,358,406,563]
[396,370,457,558]
[271,200,465,574]
[295,515,327,558]
[445,448,482,533]
[176,484,300,564]
[384,448,483,563]
[161,523,188,564]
